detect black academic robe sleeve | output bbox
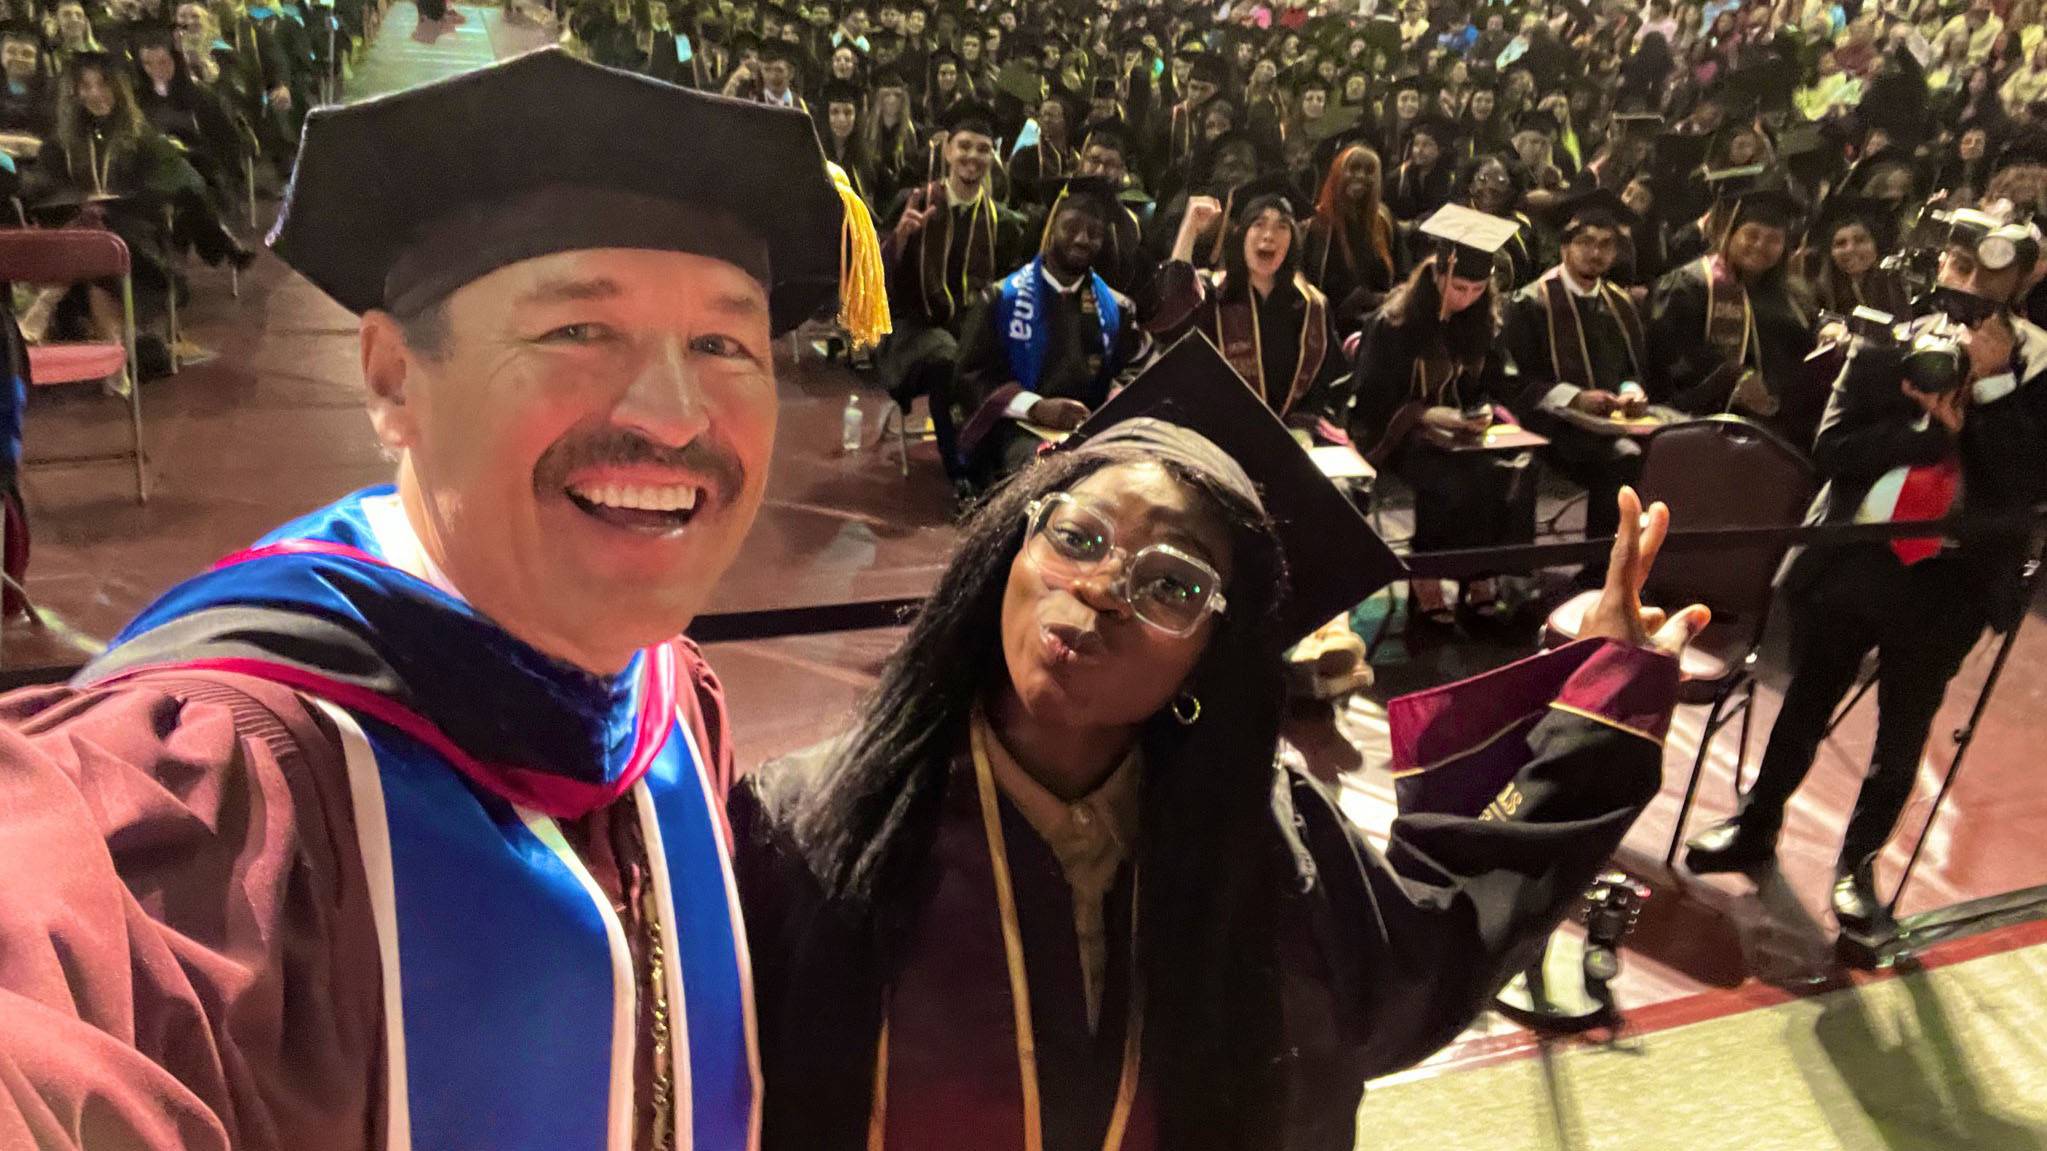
[1645,265,1739,414]
[1279,638,1675,1079]
[1500,285,1566,416]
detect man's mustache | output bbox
[534,428,744,506]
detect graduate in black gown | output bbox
[1387,113,1456,221]
[731,336,1709,1151]
[1067,117,1151,299]
[1300,137,1409,332]
[951,177,1150,483]
[1502,188,1654,544]
[1647,185,1821,445]
[1146,174,1348,428]
[1352,205,1538,622]
[876,99,1028,486]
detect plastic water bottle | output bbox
[840,394,864,453]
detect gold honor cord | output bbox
[866,714,1144,1151]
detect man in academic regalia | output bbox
[0,48,871,1150]
[877,99,1028,493]
[951,177,1150,483]
[1687,209,2047,930]
[1503,188,1652,545]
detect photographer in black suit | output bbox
[1686,208,2047,931]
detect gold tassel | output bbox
[829,161,893,351]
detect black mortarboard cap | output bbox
[757,37,801,63]
[1188,52,1230,86]
[937,98,998,138]
[1727,184,1802,231]
[1092,75,1120,101]
[1063,334,1405,643]
[1514,109,1559,138]
[270,47,843,335]
[1806,194,1889,247]
[1410,112,1459,146]
[926,44,960,69]
[1233,169,1308,220]
[1702,162,1767,202]
[822,77,864,106]
[1419,203,1520,278]
[871,64,908,88]
[1653,128,1711,176]
[1046,174,1121,221]
[1079,115,1131,154]
[1547,185,1636,236]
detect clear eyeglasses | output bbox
[1022,492,1229,638]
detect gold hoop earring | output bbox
[1172,692,1201,726]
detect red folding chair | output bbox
[0,227,146,501]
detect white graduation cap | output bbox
[1418,204,1522,278]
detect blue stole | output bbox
[82,487,757,1151]
[992,255,1122,399]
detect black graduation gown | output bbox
[950,273,1146,479]
[1145,260,1349,425]
[0,78,52,138]
[1352,306,1536,552]
[1301,208,1410,332]
[1646,259,1819,442]
[730,638,1681,1151]
[1386,159,1452,222]
[1006,140,1076,211]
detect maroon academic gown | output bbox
[732,638,1680,1151]
[0,649,737,1151]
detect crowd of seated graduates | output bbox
[550,0,2043,624]
[0,0,372,371]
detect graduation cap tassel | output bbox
[829,160,893,350]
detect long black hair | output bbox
[791,441,1297,1144]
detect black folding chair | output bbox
[1540,416,1816,866]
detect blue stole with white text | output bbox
[992,255,1122,397]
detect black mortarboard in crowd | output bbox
[1726,184,1803,232]
[270,47,846,336]
[822,77,864,107]
[1514,109,1559,139]
[1806,194,1890,247]
[1063,334,1406,643]
[1547,186,1636,237]
[1232,169,1309,221]
[1419,203,1520,278]
[1410,112,1459,148]
[1045,174,1122,223]
[937,98,999,138]
[1079,115,1131,156]
[871,63,908,89]
[1188,52,1230,87]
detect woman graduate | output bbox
[1352,205,1538,626]
[1300,137,1409,331]
[1145,173,1348,427]
[731,335,1707,1151]
[1646,184,1820,445]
